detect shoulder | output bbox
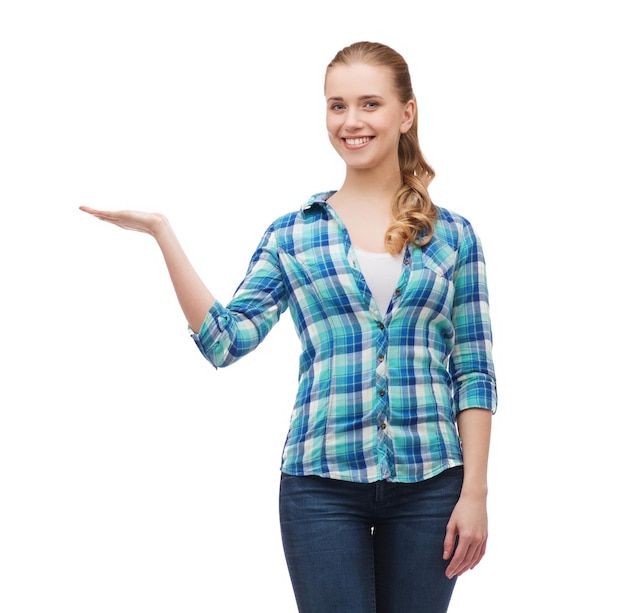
[265,209,300,232]
[434,205,475,237]
[433,205,480,251]
[251,192,335,255]
[264,191,335,234]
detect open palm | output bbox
[79,206,166,236]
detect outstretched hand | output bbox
[79,205,214,331]
[79,206,167,237]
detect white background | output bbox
[1,1,624,611]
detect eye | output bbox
[364,101,379,109]
[329,103,345,111]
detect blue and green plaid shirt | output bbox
[192,192,497,483]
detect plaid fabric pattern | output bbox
[192,192,497,483]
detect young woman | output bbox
[81,41,497,613]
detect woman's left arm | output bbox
[443,407,492,578]
[442,216,497,578]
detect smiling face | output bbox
[325,62,415,175]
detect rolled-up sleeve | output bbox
[190,224,288,368]
[449,221,497,413]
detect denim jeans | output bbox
[279,467,463,613]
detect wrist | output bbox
[150,214,171,240]
[460,478,488,500]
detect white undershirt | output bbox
[353,247,404,316]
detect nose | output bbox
[344,108,364,131]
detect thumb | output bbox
[443,521,457,560]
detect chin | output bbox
[343,156,377,170]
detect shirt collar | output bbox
[300,191,337,214]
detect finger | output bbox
[79,206,117,216]
[445,538,470,578]
[442,525,457,561]
[79,206,114,220]
[468,541,487,571]
[80,207,126,225]
[448,537,486,578]
[455,542,479,577]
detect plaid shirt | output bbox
[192,192,497,483]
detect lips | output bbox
[343,136,373,148]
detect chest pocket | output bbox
[402,239,457,324]
[293,248,364,312]
[419,237,458,281]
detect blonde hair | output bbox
[326,42,437,254]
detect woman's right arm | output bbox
[79,207,214,333]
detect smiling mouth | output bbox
[343,136,373,148]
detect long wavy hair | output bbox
[326,42,437,254]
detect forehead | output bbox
[325,62,396,98]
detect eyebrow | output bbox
[326,95,384,102]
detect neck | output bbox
[336,167,402,208]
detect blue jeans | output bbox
[279,467,463,613]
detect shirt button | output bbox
[404,258,410,265]
[378,355,384,363]
[381,422,387,430]
[378,322,385,330]
[394,288,401,296]
[379,390,386,397]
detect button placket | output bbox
[375,317,392,477]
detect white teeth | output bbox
[345,137,371,145]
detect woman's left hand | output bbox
[442,493,488,579]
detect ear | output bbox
[400,99,416,133]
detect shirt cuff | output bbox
[455,376,498,414]
[189,301,231,365]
